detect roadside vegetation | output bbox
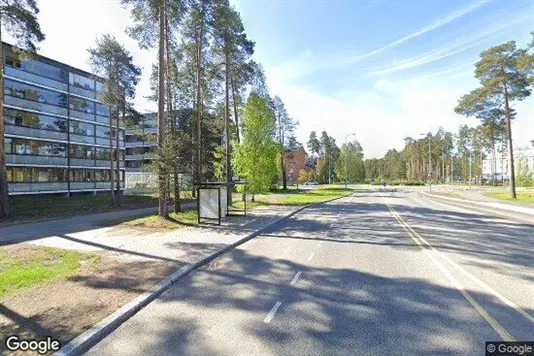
[100,209,198,230]
[0,246,99,300]
[485,192,534,205]
[5,193,196,223]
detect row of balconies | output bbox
[8,181,125,194]
[5,125,125,148]
[5,96,118,127]
[6,155,125,168]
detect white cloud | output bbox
[368,11,533,76]
[267,68,534,158]
[4,0,158,113]
[339,0,489,64]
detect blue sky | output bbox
[233,0,534,157]
[9,0,534,158]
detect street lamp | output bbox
[420,132,432,191]
[345,133,356,188]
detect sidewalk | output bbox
[0,203,299,355]
[0,203,196,245]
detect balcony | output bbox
[126,154,152,161]
[70,85,96,100]
[70,134,95,145]
[7,154,67,166]
[125,141,156,148]
[8,182,69,194]
[70,158,95,167]
[5,67,68,92]
[5,96,68,116]
[70,110,96,122]
[5,125,68,141]
[70,182,97,191]
[95,116,110,125]
[95,159,112,168]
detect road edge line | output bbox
[54,190,355,356]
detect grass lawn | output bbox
[255,187,353,206]
[100,209,198,230]
[485,192,534,205]
[0,246,98,300]
[7,193,195,222]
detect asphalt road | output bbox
[86,187,534,356]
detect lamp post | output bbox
[345,133,356,188]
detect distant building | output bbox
[2,42,124,196]
[481,146,534,181]
[283,146,308,183]
[124,112,157,172]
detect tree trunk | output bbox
[195,7,204,193]
[164,7,180,213]
[230,76,240,144]
[224,44,232,208]
[0,23,11,219]
[115,110,121,206]
[503,83,516,199]
[157,2,168,216]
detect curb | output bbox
[421,191,534,216]
[55,190,355,356]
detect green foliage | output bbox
[516,153,534,187]
[334,140,365,183]
[232,94,279,194]
[298,169,314,183]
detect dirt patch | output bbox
[0,254,178,356]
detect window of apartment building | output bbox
[5,50,67,82]
[4,108,68,133]
[70,168,95,182]
[69,73,95,91]
[95,169,111,182]
[70,144,94,159]
[4,79,68,107]
[6,167,67,183]
[69,96,95,114]
[96,103,110,117]
[4,138,13,154]
[5,52,21,69]
[95,147,111,160]
[95,125,111,139]
[6,138,67,157]
[69,121,95,136]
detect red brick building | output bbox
[283,146,308,183]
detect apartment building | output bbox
[124,112,156,171]
[481,146,534,180]
[2,42,125,195]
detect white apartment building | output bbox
[481,146,534,180]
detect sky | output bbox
[6,0,534,158]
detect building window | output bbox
[4,138,13,154]
[69,73,95,91]
[4,79,68,107]
[6,138,67,157]
[4,108,68,133]
[69,121,95,136]
[70,144,94,159]
[69,96,95,114]
[96,103,110,117]
[94,169,111,182]
[95,147,111,160]
[6,50,68,82]
[70,169,95,182]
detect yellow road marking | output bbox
[383,197,516,342]
[397,195,534,325]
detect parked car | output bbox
[304,181,319,185]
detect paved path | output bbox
[1,203,298,266]
[86,189,534,355]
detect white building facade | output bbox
[481,146,534,181]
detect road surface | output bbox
[86,187,534,355]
